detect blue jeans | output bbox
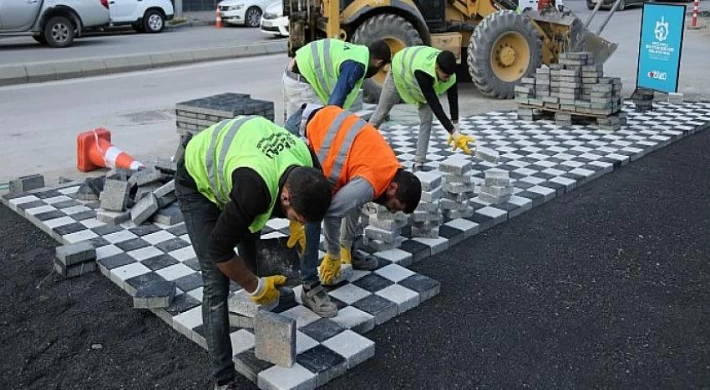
[174,155,259,384]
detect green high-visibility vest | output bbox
[391,46,457,106]
[184,116,314,232]
[295,39,370,110]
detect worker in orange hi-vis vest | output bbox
[283,104,422,317]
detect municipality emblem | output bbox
[655,16,669,41]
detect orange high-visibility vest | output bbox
[306,106,400,197]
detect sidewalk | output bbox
[0,39,286,87]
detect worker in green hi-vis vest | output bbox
[282,38,392,121]
[174,116,334,390]
[369,46,476,172]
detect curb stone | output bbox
[0,40,287,87]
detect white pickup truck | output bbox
[108,0,174,33]
[0,0,111,48]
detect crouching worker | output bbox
[285,104,422,298]
[174,115,333,390]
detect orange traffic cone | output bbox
[77,127,144,172]
[215,8,223,28]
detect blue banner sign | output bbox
[636,3,686,93]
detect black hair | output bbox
[393,168,422,214]
[436,50,457,75]
[369,40,392,64]
[286,167,333,222]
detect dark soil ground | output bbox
[2,125,709,390]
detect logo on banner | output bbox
[654,16,669,42]
[648,70,667,80]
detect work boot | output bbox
[301,283,337,318]
[350,236,378,271]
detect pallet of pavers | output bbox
[175,93,275,136]
[515,52,627,131]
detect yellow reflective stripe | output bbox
[317,110,349,164]
[328,117,367,184]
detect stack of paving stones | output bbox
[363,205,406,251]
[439,158,475,220]
[632,88,655,112]
[55,241,97,278]
[515,52,626,130]
[411,171,444,238]
[77,166,181,227]
[477,168,514,205]
[175,93,275,136]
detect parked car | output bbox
[218,0,272,27]
[0,0,110,48]
[260,0,288,37]
[108,0,174,33]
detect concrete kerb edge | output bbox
[0,43,287,87]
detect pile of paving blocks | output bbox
[74,163,182,227]
[515,52,626,130]
[439,158,475,220]
[54,241,97,278]
[632,88,655,112]
[477,168,514,205]
[411,171,444,238]
[175,93,275,137]
[362,205,407,251]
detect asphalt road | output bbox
[1,106,708,389]
[0,25,284,66]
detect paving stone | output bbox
[295,345,347,387]
[153,179,176,208]
[321,330,375,370]
[413,170,442,191]
[131,193,160,226]
[364,226,398,243]
[438,158,472,175]
[420,186,443,202]
[173,272,203,292]
[133,280,176,309]
[236,349,277,384]
[475,146,500,164]
[399,274,441,302]
[443,181,475,194]
[230,313,255,329]
[9,174,45,193]
[54,259,97,278]
[55,241,96,266]
[375,284,420,314]
[351,294,398,325]
[152,203,184,225]
[96,209,131,225]
[97,253,136,270]
[99,179,130,211]
[254,311,297,367]
[229,289,279,318]
[128,167,162,188]
[155,237,190,253]
[115,238,150,252]
[134,183,162,202]
[352,273,394,293]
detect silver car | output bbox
[0,0,111,48]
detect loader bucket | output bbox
[526,9,618,65]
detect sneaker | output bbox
[350,249,379,271]
[214,378,239,390]
[301,283,338,318]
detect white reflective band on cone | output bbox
[103,146,121,168]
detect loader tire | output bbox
[467,10,542,99]
[352,14,423,104]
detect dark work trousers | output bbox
[173,142,260,384]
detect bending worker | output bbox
[282,38,392,120]
[285,104,423,293]
[369,46,475,171]
[174,116,333,390]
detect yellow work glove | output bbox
[319,254,342,285]
[447,129,475,155]
[286,220,306,256]
[340,246,352,265]
[249,275,287,305]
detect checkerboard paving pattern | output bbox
[2,101,709,389]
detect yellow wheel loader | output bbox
[284,0,618,103]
